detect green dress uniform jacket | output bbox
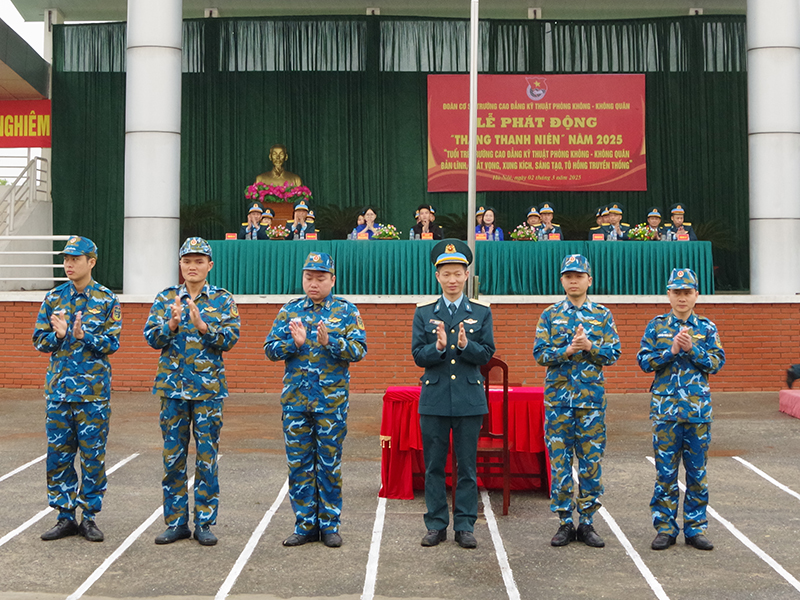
[412,296,495,416]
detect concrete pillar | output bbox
[123,0,182,294]
[748,0,800,294]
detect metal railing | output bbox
[0,235,71,284]
[0,157,51,236]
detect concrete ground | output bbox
[1,388,799,600]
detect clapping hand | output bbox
[72,311,85,340]
[435,322,447,352]
[568,324,592,354]
[458,322,468,349]
[168,297,182,331]
[50,310,68,339]
[289,318,307,348]
[672,327,692,354]
[317,321,329,346]
[187,298,208,335]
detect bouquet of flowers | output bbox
[372,224,401,240]
[267,224,289,240]
[627,223,660,241]
[509,224,539,241]
[244,182,313,204]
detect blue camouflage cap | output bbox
[303,251,335,274]
[666,268,698,290]
[179,237,213,259]
[560,254,591,275]
[62,236,97,258]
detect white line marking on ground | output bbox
[360,496,388,600]
[646,456,800,593]
[0,452,139,549]
[481,489,521,600]
[216,477,290,600]
[571,468,670,600]
[732,456,800,503]
[0,454,46,483]
[66,474,195,600]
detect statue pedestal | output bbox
[264,201,294,228]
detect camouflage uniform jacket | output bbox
[144,283,240,401]
[533,298,621,409]
[33,280,121,402]
[637,312,725,423]
[264,294,367,416]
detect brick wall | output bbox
[3,299,796,394]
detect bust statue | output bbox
[256,143,302,187]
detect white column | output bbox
[123,0,183,294]
[748,0,800,294]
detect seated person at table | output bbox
[349,214,366,239]
[475,206,485,227]
[475,207,503,240]
[238,203,269,240]
[286,201,316,240]
[353,207,382,239]
[260,207,275,229]
[588,206,610,240]
[664,203,698,241]
[538,203,563,240]
[605,203,630,240]
[645,207,666,239]
[307,210,316,225]
[524,206,542,230]
[411,204,443,240]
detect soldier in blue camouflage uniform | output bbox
[533,254,620,548]
[144,237,240,546]
[33,236,121,543]
[637,268,725,551]
[265,252,367,548]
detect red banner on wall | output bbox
[427,74,645,192]
[0,100,51,148]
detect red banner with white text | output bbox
[0,100,51,148]
[427,74,645,192]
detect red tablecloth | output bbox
[379,386,550,499]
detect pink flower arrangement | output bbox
[244,182,313,204]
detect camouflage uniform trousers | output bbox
[159,397,223,527]
[283,411,347,535]
[651,420,711,538]
[545,405,606,525]
[45,399,110,520]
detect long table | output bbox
[207,239,714,295]
[379,385,550,500]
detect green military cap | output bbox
[430,238,472,267]
[666,268,698,290]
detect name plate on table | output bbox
[305,233,318,240]
[677,233,690,241]
[548,233,562,240]
[421,232,433,240]
[475,233,488,240]
[592,233,605,241]
[357,232,369,240]
[225,233,237,240]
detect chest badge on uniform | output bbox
[429,319,443,325]
[87,308,101,314]
[464,318,478,324]
[329,316,342,323]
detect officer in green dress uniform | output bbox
[411,239,495,549]
[664,203,698,241]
